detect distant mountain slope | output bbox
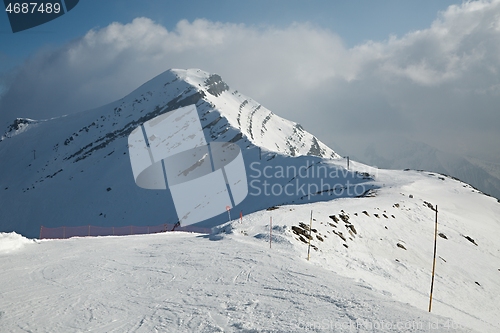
[349,137,500,200]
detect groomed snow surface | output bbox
[2,164,500,332]
[0,233,471,333]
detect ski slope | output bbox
[0,232,472,333]
[1,161,499,332]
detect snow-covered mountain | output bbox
[0,69,370,238]
[1,68,500,332]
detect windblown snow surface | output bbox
[1,160,499,332]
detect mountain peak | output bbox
[103,68,339,159]
[0,68,347,237]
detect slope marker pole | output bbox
[429,205,438,312]
[307,210,313,261]
[269,216,272,249]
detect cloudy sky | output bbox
[1,0,499,164]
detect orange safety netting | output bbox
[39,223,212,239]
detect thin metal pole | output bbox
[429,205,438,312]
[307,210,313,261]
[270,216,272,249]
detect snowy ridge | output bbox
[214,161,500,332]
[0,117,41,141]
[173,69,339,158]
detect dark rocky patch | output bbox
[204,74,229,97]
[397,243,407,250]
[424,201,436,211]
[346,224,357,235]
[338,213,349,223]
[260,112,272,135]
[299,222,310,231]
[46,169,63,179]
[6,118,32,132]
[307,136,325,157]
[464,235,478,246]
[292,225,312,241]
[332,230,346,242]
[438,233,448,240]
[329,215,339,223]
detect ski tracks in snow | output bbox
[0,232,476,332]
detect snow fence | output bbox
[39,223,211,239]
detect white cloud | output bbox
[1,0,500,161]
